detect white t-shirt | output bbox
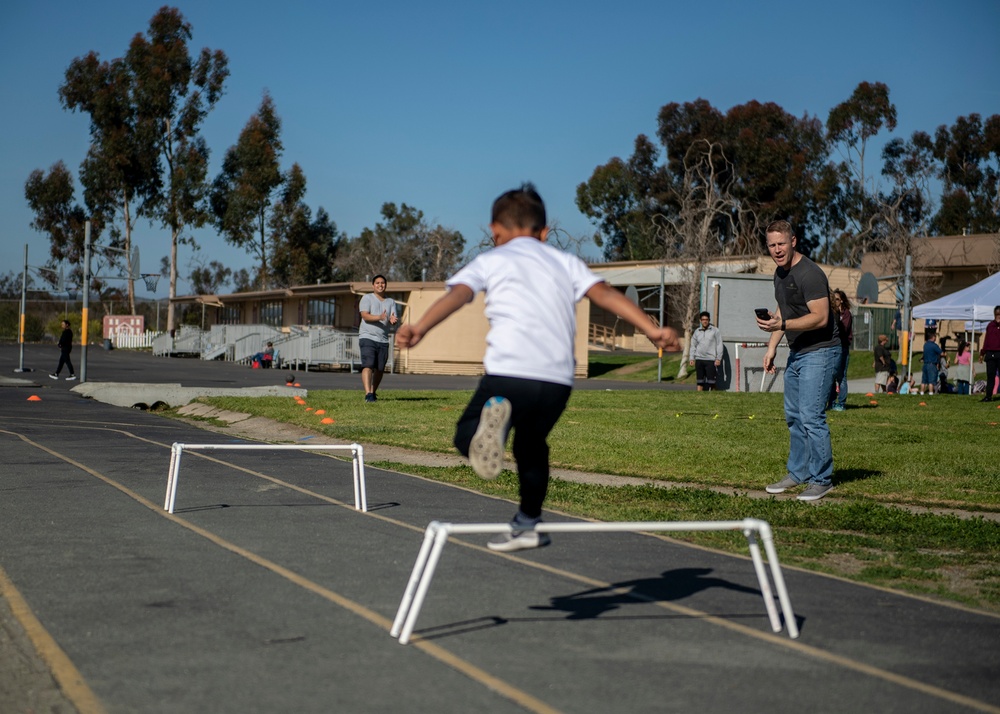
[447,237,602,386]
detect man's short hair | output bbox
[492,182,546,233]
[372,274,387,285]
[765,219,795,238]
[699,311,711,320]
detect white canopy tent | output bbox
[911,271,1000,323]
[912,270,1000,391]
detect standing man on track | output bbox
[358,275,397,403]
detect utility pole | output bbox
[81,221,91,383]
[15,244,30,373]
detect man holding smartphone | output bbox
[755,220,841,501]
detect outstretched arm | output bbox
[396,284,475,349]
[585,281,681,351]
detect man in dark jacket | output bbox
[50,320,77,381]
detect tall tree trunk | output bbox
[168,227,179,333]
[123,192,136,315]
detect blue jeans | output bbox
[828,349,850,409]
[784,345,840,487]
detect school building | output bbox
[168,234,996,376]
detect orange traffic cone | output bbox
[27,395,41,401]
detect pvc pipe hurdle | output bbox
[390,519,798,645]
[164,442,367,514]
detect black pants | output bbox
[986,351,1000,398]
[56,350,74,376]
[694,359,718,388]
[454,375,572,519]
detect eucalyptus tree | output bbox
[870,131,939,302]
[24,161,117,297]
[57,6,227,323]
[576,135,666,261]
[825,81,898,263]
[335,202,464,282]
[579,98,832,262]
[58,50,154,313]
[189,260,233,295]
[931,112,1000,235]
[656,140,753,377]
[126,7,227,329]
[24,162,92,268]
[211,93,285,289]
[720,100,832,256]
[269,164,346,287]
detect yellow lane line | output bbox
[0,429,563,714]
[0,564,107,714]
[5,426,999,713]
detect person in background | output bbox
[873,334,892,393]
[50,319,77,381]
[886,373,899,394]
[979,306,1000,402]
[955,340,972,395]
[688,311,723,391]
[358,274,398,402]
[937,339,952,393]
[919,332,942,396]
[252,341,274,368]
[827,289,852,411]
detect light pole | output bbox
[15,245,29,373]
[81,221,91,382]
[15,245,66,373]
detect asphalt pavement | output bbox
[1,343,998,713]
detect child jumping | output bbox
[396,184,680,552]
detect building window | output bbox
[260,301,283,327]
[307,299,335,326]
[219,306,241,325]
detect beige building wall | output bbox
[398,286,591,378]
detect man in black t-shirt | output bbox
[756,220,840,501]
[873,334,892,393]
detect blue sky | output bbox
[2,0,998,298]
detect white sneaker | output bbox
[487,529,551,552]
[65,375,77,381]
[469,396,511,480]
[49,373,58,380]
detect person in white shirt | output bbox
[396,183,681,551]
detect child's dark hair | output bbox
[492,182,546,233]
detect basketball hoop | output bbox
[141,273,160,292]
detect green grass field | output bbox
[195,365,1000,613]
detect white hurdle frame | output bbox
[164,442,367,514]
[390,519,798,645]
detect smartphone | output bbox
[754,308,772,320]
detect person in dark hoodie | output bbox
[50,319,77,381]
